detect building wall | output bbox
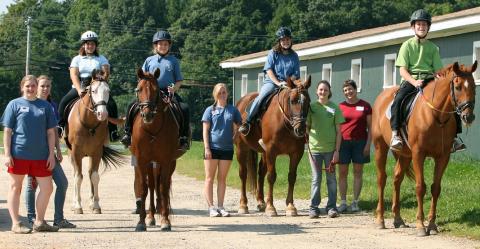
[232,31,480,158]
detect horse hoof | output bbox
[92,208,102,214]
[427,224,439,235]
[146,218,156,227]
[265,206,277,217]
[256,203,266,212]
[238,206,249,214]
[160,224,171,231]
[393,219,409,228]
[416,228,428,237]
[135,223,147,232]
[376,221,386,229]
[285,204,298,217]
[74,208,84,214]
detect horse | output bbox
[65,69,124,214]
[372,61,477,236]
[130,68,184,231]
[234,76,311,216]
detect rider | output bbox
[57,31,120,142]
[120,30,190,150]
[238,26,300,136]
[390,9,466,152]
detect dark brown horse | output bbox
[372,61,477,236]
[234,76,311,216]
[130,68,184,231]
[66,69,124,214]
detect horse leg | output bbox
[71,153,84,214]
[236,144,250,214]
[256,154,266,212]
[412,153,428,236]
[134,163,148,232]
[159,162,175,231]
[265,153,277,217]
[374,139,388,229]
[392,156,411,228]
[88,156,102,214]
[146,165,156,226]
[285,152,302,217]
[427,155,450,235]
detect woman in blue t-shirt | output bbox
[201,83,242,217]
[238,27,300,135]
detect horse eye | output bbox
[134,88,140,92]
[455,85,462,91]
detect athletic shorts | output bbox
[7,158,52,177]
[204,149,234,161]
[339,140,370,164]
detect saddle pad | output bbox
[384,91,421,123]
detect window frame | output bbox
[351,58,362,92]
[322,63,332,84]
[241,74,248,97]
[474,41,480,85]
[257,72,264,92]
[383,53,397,88]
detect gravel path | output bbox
[0,155,479,249]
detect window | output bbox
[322,63,332,83]
[300,66,307,81]
[384,53,397,88]
[257,73,264,92]
[474,41,480,84]
[241,74,248,96]
[351,58,362,92]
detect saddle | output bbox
[246,88,282,123]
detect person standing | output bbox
[2,75,58,233]
[307,80,344,219]
[25,75,76,228]
[337,80,372,213]
[202,83,242,217]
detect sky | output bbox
[0,0,15,14]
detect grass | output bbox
[177,141,480,240]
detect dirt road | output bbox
[0,155,478,249]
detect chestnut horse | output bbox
[234,76,311,216]
[130,68,185,231]
[66,69,124,214]
[372,61,477,236]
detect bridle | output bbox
[277,86,309,137]
[78,80,109,135]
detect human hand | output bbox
[278,81,287,88]
[363,146,370,157]
[204,148,212,160]
[47,154,56,171]
[414,79,424,87]
[56,149,63,163]
[167,83,176,94]
[4,155,14,167]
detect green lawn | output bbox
[177,141,480,240]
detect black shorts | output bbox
[205,148,234,160]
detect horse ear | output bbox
[304,75,311,89]
[453,62,461,75]
[472,60,478,73]
[154,68,161,79]
[137,68,144,79]
[286,77,294,88]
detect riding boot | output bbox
[451,114,466,153]
[178,102,190,151]
[107,97,120,142]
[120,102,138,147]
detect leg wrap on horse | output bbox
[390,81,417,130]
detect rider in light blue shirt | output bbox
[238,27,300,135]
[142,54,183,89]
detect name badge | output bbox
[356,106,364,111]
[325,106,335,114]
[20,106,29,113]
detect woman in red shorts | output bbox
[2,75,58,233]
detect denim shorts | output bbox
[205,148,234,160]
[339,140,370,164]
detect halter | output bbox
[277,87,309,136]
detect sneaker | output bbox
[390,134,403,151]
[218,207,230,217]
[337,203,348,213]
[238,122,250,136]
[11,222,32,234]
[350,201,360,212]
[120,134,131,147]
[54,219,76,229]
[451,137,466,153]
[33,221,59,232]
[110,130,120,142]
[309,208,320,218]
[327,209,339,218]
[208,207,220,217]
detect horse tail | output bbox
[101,146,125,171]
[246,149,258,195]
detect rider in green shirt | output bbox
[390,9,466,152]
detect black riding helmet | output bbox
[152,30,172,43]
[410,9,432,26]
[276,27,292,40]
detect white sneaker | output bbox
[338,203,348,213]
[350,201,360,212]
[208,207,220,217]
[390,134,403,151]
[218,207,230,217]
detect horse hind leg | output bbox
[392,156,411,229]
[427,155,449,235]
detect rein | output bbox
[276,87,307,132]
[77,82,107,136]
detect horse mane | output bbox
[435,64,454,77]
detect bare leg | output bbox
[7,173,26,225]
[352,163,363,201]
[34,176,53,225]
[216,160,232,207]
[338,164,349,202]
[204,159,219,207]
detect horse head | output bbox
[285,75,311,137]
[451,60,477,126]
[136,68,160,124]
[89,69,110,121]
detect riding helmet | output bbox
[81,31,99,42]
[276,27,292,40]
[152,30,172,43]
[410,9,432,26]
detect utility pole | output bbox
[25,16,32,75]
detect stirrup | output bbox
[390,135,403,151]
[451,138,466,153]
[120,134,131,147]
[57,126,64,137]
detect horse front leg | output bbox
[256,154,266,212]
[71,152,84,214]
[88,155,102,214]
[159,161,175,231]
[392,156,411,228]
[412,153,427,236]
[374,140,388,229]
[285,152,302,217]
[134,162,148,232]
[236,145,250,214]
[265,153,277,217]
[146,164,156,226]
[427,154,450,235]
